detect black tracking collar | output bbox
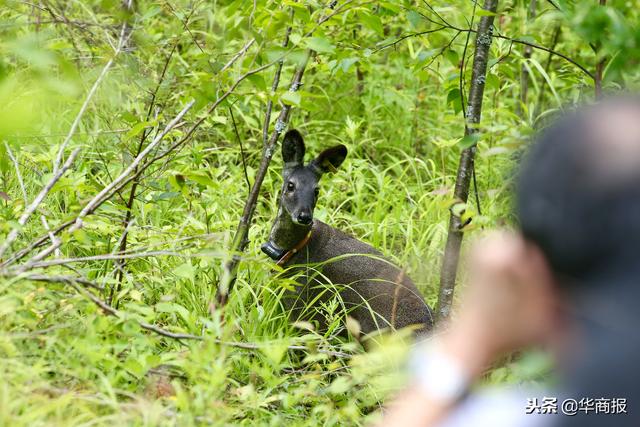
[261,241,286,261]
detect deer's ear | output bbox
[282,129,305,171]
[311,144,347,175]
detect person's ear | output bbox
[310,145,348,176]
[282,129,305,175]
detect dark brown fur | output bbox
[262,129,434,336]
[280,221,434,335]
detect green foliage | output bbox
[0,0,639,425]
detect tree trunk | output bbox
[436,0,499,322]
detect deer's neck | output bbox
[268,207,313,251]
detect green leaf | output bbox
[327,376,352,394]
[361,12,384,36]
[305,37,335,53]
[380,1,402,13]
[246,73,267,92]
[444,49,459,67]
[172,262,195,280]
[289,33,302,46]
[187,172,215,187]
[340,57,359,73]
[281,91,301,106]
[458,133,481,149]
[124,358,145,379]
[447,88,462,114]
[446,88,460,104]
[406,11,423,30]
[126,121,150,138]
[265,47,287,63]
[155,302,191,323]
[260,342,289,366]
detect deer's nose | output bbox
[297,211,313,225]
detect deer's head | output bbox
[261,129,347,259]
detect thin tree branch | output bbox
[493,34,594,80]
[0,219,74,268]
[0,148,80,260]
[112,42,178,306]
[4,142,28,204]
[263,25,292,146]
[40,215,61,258]
[1,58,276,269]
[52,21,129,174]
[64,279,350,357]
[422,31,463,71]
[216,52,312,307]
[20,250,186,269]
[20,101,195,269]
[219,38,256,74]
[375,19,594,80]
[229,106,250,196]
[13,274,105,291]
[373,27,448,53]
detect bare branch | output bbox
[1,219,74,268]
[373,27,448,53]
[375,18,594,80]
[219,38,256,74]
[2,57,280,269]
[22,101,195,268]
[493,34,594,80]
[263,25,292,146]
[13,274,105,291]
[40,215,61,258]
[52,22,130,174]
[112,42,178,307]
[0,148,80,260]
[65,280,350,357]
[216,52,312,307]
[20,250,186,269]
[4,142,28,204]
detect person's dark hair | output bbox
[516,96,640,285]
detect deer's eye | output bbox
[286,182,295,192]
[314,188,319,198]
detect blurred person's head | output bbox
[515,97,640,425]
[517,96,640,287]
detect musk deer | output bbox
[261,129,434,336]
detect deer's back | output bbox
[282,221,434,334]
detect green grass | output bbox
[0,126,514,425]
